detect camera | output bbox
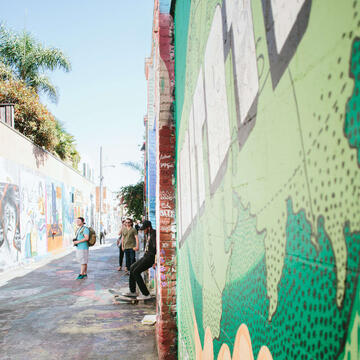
[72,238,78,246]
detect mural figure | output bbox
[46,182,63,252]
[20,173,47,258]
[0,183,21,268]
[61,186,74,248]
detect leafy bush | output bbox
[118,181,144,220]
[0,79,80,168]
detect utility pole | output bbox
[98,147,115,238]
[99,146,103,236]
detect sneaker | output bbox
[76,274,84,279]
[137,294,152,300]
[122,291,137,298]
[82,274,87,278]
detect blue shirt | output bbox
[76,226,89,250]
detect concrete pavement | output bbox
[0,239,158,360]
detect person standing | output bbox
[73,217,89,279]
[134,220,140,233]
[117,219,126,271]
[99,223,106,245]
[124,220,156,299]
[121,218,139,274]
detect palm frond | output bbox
[0,24,71,101]
[38,47,71,72]
[31,74,58,103]
[0,62,13,80]
[121,161,144,175]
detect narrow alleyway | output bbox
[0,239,157,360]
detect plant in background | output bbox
[0,78,57,149]
[54,120,80,169]
[0,24,71,102]
[117,181,144,220]
[0,79,80,169]
[0,24,79,169]
[0,62,13,81]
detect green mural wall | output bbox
[175,0,360,359]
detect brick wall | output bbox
[146,1,177,358]
[155,6,177,359]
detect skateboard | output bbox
[113,294,156,304]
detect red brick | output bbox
[159,126,172,137]
[160,233,172,241]
[159,218,171,226]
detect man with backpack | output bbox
[73,217,90,279]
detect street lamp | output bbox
[99,146,115,239]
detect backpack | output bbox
[80,226,97,247]
[87,227,97,246]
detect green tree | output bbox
[0,79,80,169]
[0,25,71,102]
[0,78,57,149]
[118,181,144,220]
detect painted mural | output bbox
[0,156,95,271]
[147,56,157,227]
[0,182,21,269]
[175,0,360,359]
[62,185,75,248]
[20,170,47,258]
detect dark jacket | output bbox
[145,229,156,258]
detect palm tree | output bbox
[0,25,71,102]
[121,161,144,178]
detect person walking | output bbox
[99,223,106,245]
[123,220,156,299]
[121,218,139,274]
[117,219,126,271]
[73,217,89,279]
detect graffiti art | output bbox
[175,0,360,359]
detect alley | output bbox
[0,239,157,360]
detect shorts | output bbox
[76,249,89,264]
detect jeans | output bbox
[129,255,155,295]
[124,249,136,271]
[119,245,124,267]
[100,232,105,244]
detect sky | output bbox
[0,0,154,192]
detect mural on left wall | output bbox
[20,171,47,258]
[0,157,95,271]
